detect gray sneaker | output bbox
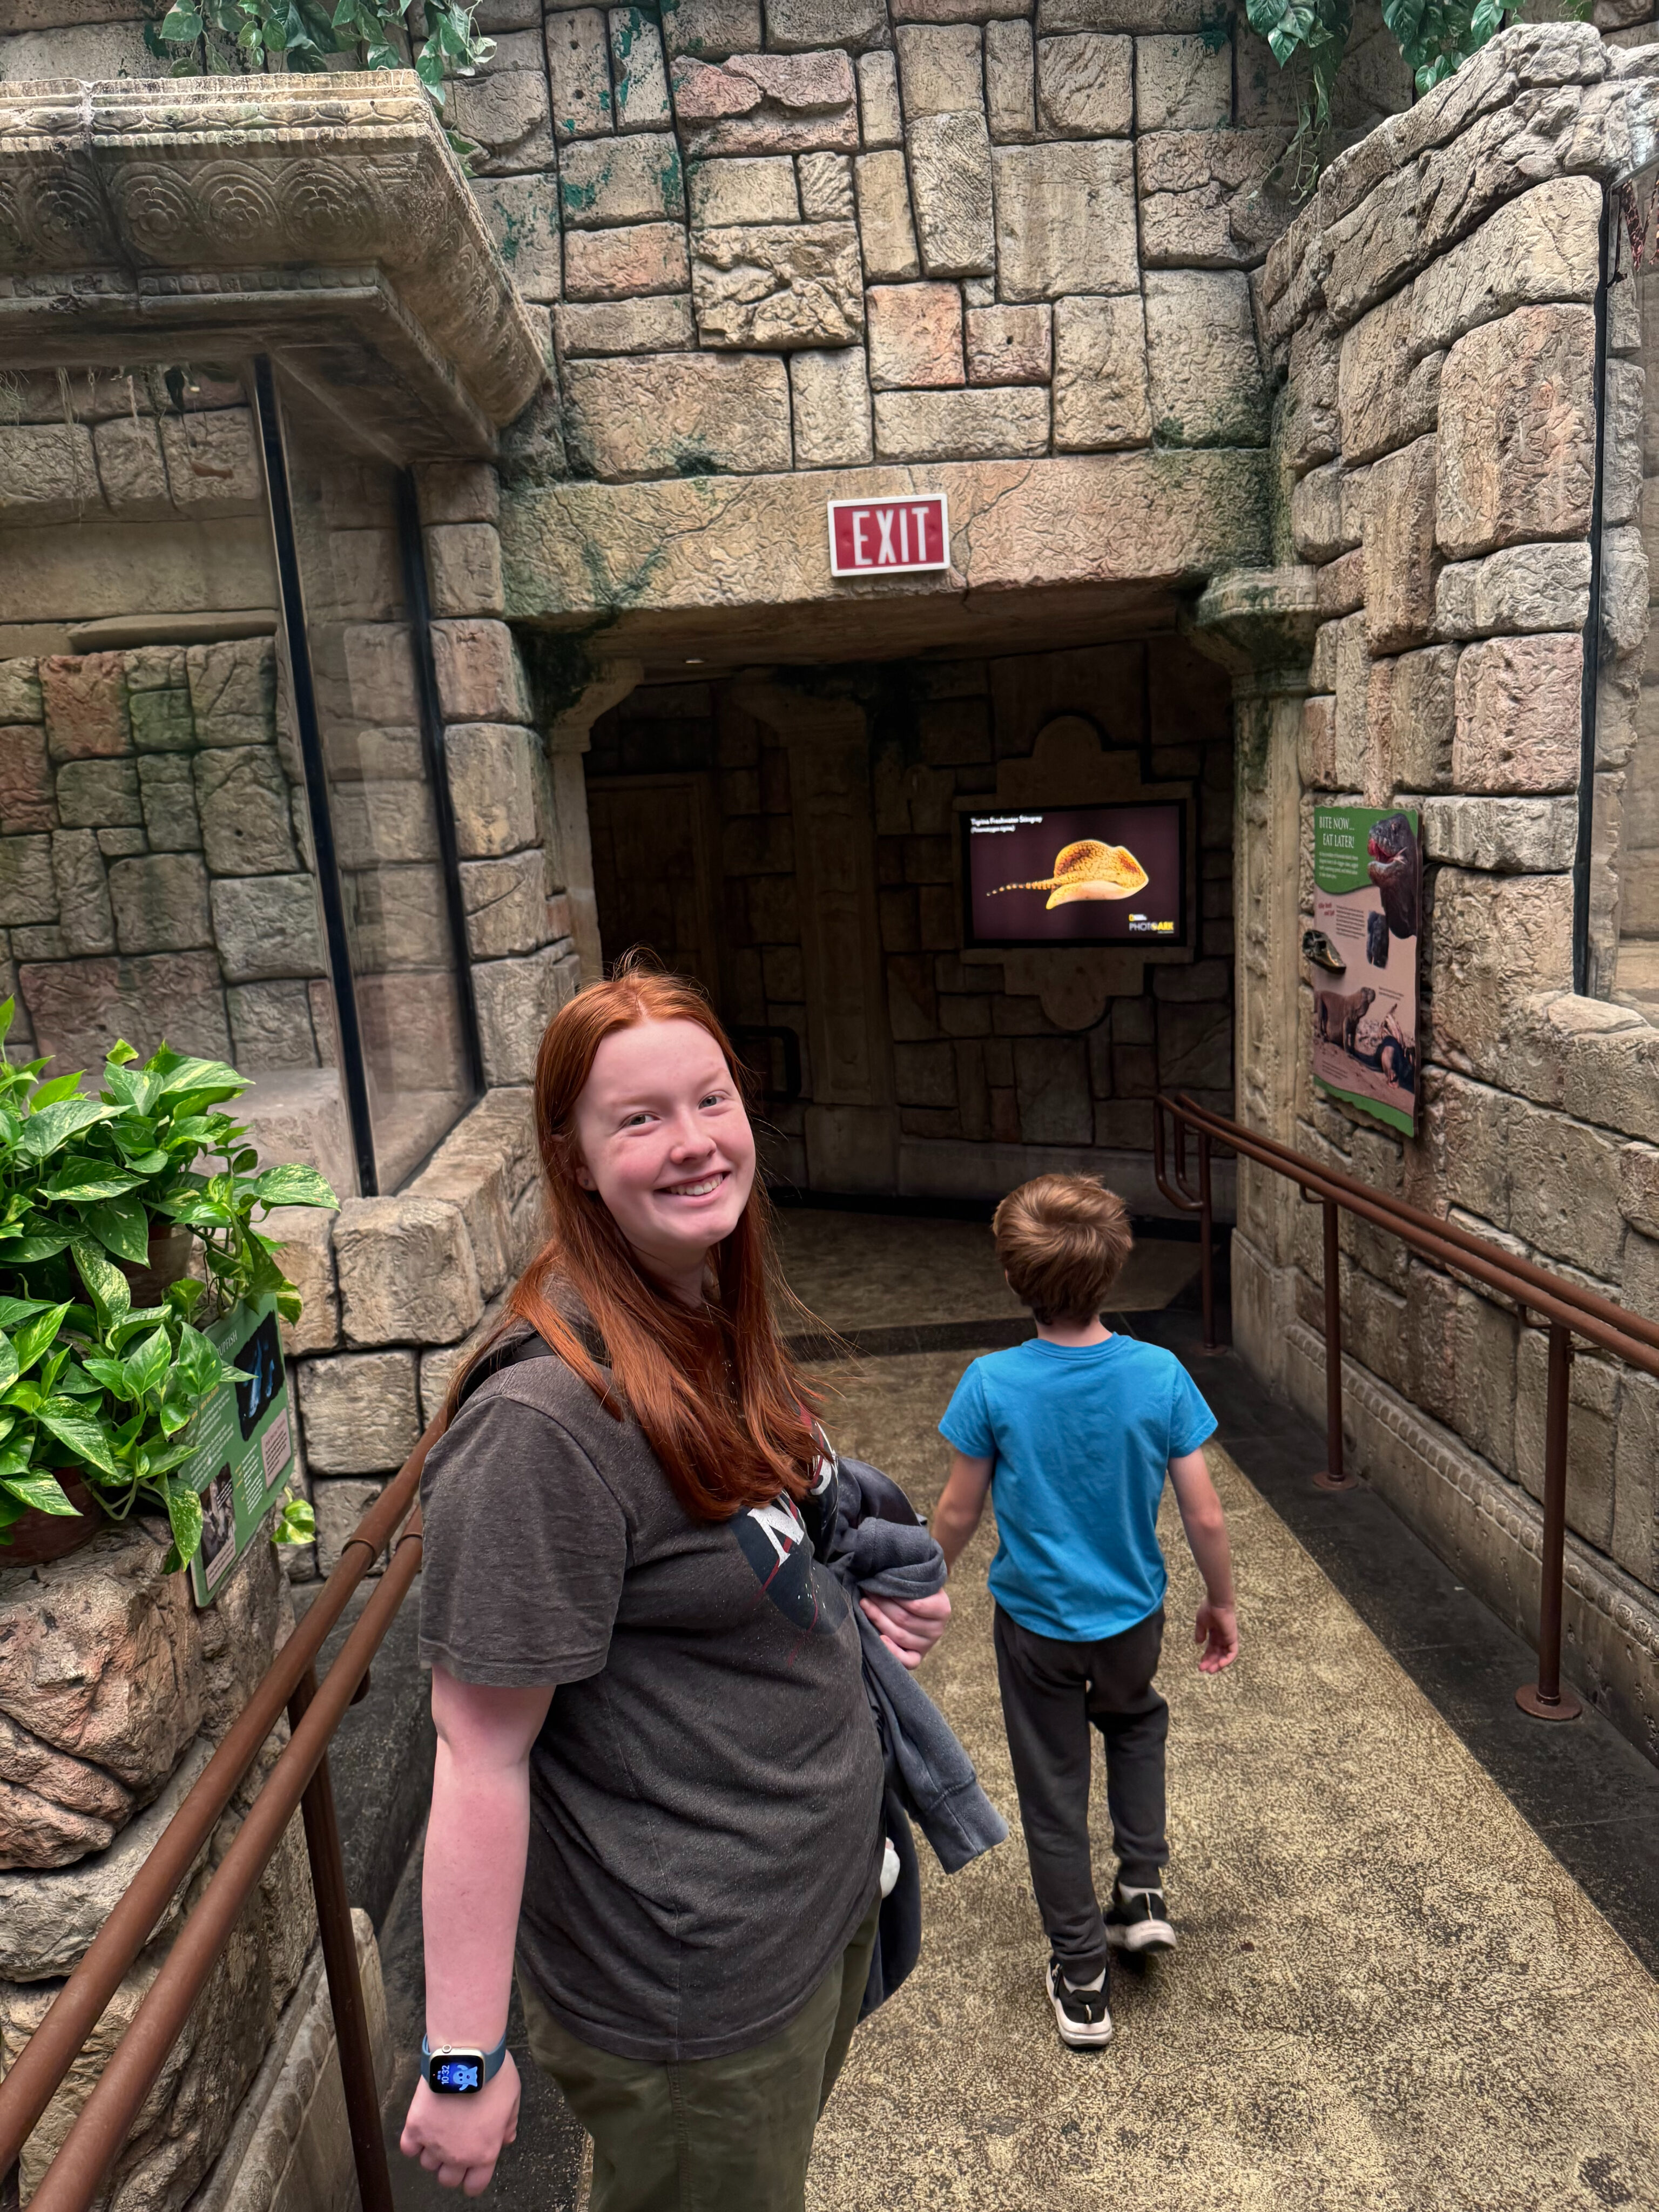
[1046,1957,1114,2048]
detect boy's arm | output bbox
[1167,1447,1238,1673]
[933,1451,994,1573]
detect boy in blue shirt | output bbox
[934,1174,1238,2049]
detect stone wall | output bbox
[1227,23,1659,1759]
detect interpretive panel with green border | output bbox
[177,1292,294,1607]
[1310,806,1421,1137]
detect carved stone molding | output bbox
[0,73,547,456]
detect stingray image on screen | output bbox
[962,802,1186,949]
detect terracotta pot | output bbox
[2,1471,108,1568]
[120,1224,195,1310]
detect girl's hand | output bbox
[1194,1601,1238,1674]
[860,1589,951,1669]
[400,2054,522,2196]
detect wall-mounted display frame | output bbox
[960,799,1189,953]
[1309,805,1421,1136]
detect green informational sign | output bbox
[1309,806,1421,1137]
[176,1292,295,1607]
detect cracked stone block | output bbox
[689,154,798,225]
[868,281,964,389]
[612,5,672,128]
[789,347,873,467]
[1452,634,1583,795]
[1382,644,1457,793]
[41,653,129,763]
[56,759,141,831]
[460,851,551,959]
[345,865,450,970]
[296,1349,421,1471]
[1144,269,1267,447]
[856,49,903,146]
[136,753,200,852]
[0,836,60,927]
[895,23,984,116]
[692,221,864,347]
[966,302,1052,385]
[1420,795,1577,875]
[873,386,1049,461]
[128,686,195,753]
[261,1199,337,1356]
[1135,126,1288,268]
[409,1141,517,1301]
[227,982,321,1076]
[107,852,212,955]
[209,875,326,984]
[158,408,262,509]
[1134,32,1229,129]
[986,18,1036,137]
[335,1197,484,1348]
[186,638,276,748]
[1435,542,1592,640]
[1052,293,1149,447]
[448,38,556,173]
[426,523,506,618]
[564,220,692,299]
[854,149,920,281]
[1336,286,1443,466]
[21,950,232,1067]
[90,416,171,517]
[909,111,995,278]
[671,49,859,157]
[559,130,687,224]
[766,0,887,45]
[545,7,612,140]
[445,724,543,859]
[0,661,42,724]
[329,783,439,871]
[471,173,563,302]
[50,830,114,956]
[415,463,500,529]
[1036,31,1131,135]
[557,295,697,353]
[659,0,761,58]
[431,621,534,725]
[473,945,581,1085]
[0,728,54,834]
[1411,177,1601,363]
[194,747,300,876]
[310,1478,389,1575]
[0,422,100,525]
[1437,306,1596,563]
[561,350,791,478]
[797,151,853,221]
[1363,434,1437,656]
[993,138,1137,299]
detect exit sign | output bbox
[828,494,950,577]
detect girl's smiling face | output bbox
[571,1015,756,1303]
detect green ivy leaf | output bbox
[87,1196,152,1267]
[17,1099,120,1161]
[12,1303,71,1376]
[1,1471,79,1517]
[71,1237,131,1327]
[121,1326,172,1404]
[30,1074,85,1110]
[0,1296,56,1329]
[253,1162,339,1210]
[0,1339,18,1398]
[45,1172,145,1202]
[156,1056,246,1102]
[36,1400,122,1478]
[272,1496,316,1545]
[163,1476,204,1565]
[159,3,204,37]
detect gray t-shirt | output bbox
[417,1338,885,2065]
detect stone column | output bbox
[1189,567,1320,1392]
[542,659,644,987]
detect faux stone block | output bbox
[194,747,299,877]
[1134,32,1230,129]
[854,149,921,281]
[346,865,450,971]
[857,49,903,146]
[1036,32,1132,135]
[1144,269,1267,447]
[1419,795,1577,876]
[0,422,99,524]
[559,131,686,225]
[55,759,141,831]
[1452,635,1583,795]
[330,783,440,872]
[671,50,858,157]
[868,282,965,389]
[431,622,534,725]
[1135,127,1287,268]
[97,828,146,859]
[1435,542,1591,642]
[1437,306,1596,563]
[425,524,506,619]
[445,724,542,859]
[186,638,276,748]
[414,463,501,528]
[659,0,763,58]
[0,727,54,833]
[473,944,581,1085]
[227,980,321,1074]
[986,19,1036,138]
[123,645,186,695]
[967,302,1053,386]
[90,416,170,517]
[50,830,114,956]
[459,851,551,959]
[208,875,327,983]
[873,387,1049,462]
[1383,643,1458,793]
[545,6,612,140]
[137,753,200,852]
[992,139,1137,299]
[895,24,984,116]
[797,151,853,221]
[692,222,863,347]
[1363,434,1437,656]
[556,295,697,353]
[107,851,211,956]
[612,6,673,129]
[157,409,261,510]
[128,687,194,753]
[909,111,996,278]
[21,950,232,1068]
[564,221,692,299]
[470,173,563,302]
[688,154,799,226]
[40,654,129,763]
[335,1197,483,1348]
[265,1203,338,1355]
[1411,177,1601,363]
[448,42,555,174]
[561,352,792,478]
[295,1350,421,1472]
[1052,294,1148,446]
[790,347,874,467]
[0,662,43,725]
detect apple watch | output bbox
[422,2032,509,2095]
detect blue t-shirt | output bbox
[939,1336,1217,1643]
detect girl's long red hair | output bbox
[447,953,825,1520]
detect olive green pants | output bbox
[517,1893,881,2212]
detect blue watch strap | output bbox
[423,2032,508,2086]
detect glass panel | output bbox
[268,371,479,1189]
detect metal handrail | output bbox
[0,1418,443,2211]
[1153,1092,1659,1724]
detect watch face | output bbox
[430,2054,484,2094]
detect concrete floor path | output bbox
[805,1350,1659,2212]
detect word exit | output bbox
[827,494,950,577]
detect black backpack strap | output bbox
[455,1327,555,1408]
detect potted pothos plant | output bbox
[0,1001,335,1573]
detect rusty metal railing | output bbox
[1154,1092,1659,1725]
[0,1420,442,2212]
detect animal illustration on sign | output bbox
[1367,813,1419,939]
[1302,927,1346,974]
[1366,911,1390,969]
[1314,985,1376,1055]
[988,840,1150,909]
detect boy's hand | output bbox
[860,1589,951,1669]
[1194,1601,1238,1674]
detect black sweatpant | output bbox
[993,1602,1169,1983]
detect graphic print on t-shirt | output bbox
[733,1451,847,1635]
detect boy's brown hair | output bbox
[993,1174,1134,1326]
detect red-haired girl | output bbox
[400,958,948,2206]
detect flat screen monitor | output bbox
[960,801,1188,951]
